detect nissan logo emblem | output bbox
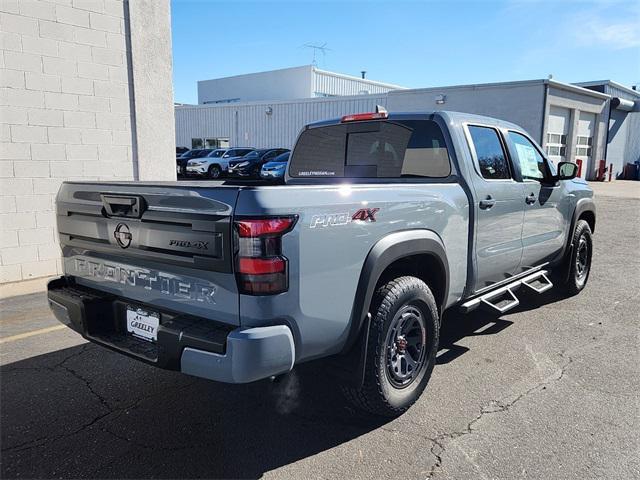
[114,223,132,249]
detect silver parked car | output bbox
[186,148,254,179]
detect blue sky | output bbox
[171,0,640,104]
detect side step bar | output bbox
[460,270,553,314]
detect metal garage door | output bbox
[576,112,596,179]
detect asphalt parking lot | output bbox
[1,183,639,479]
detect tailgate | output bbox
[56,182,241,325]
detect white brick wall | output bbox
[1,0,135,284]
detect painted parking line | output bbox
[0,325,67,344]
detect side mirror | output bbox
[557,161,578,180]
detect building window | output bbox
[575,135,592,157]
[191,138,203,149]
[546,133,567,145]
[204,138,230,149]
[545,133,567,159]
[203,98,240,104]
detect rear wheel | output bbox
[342,276,439,417]
[561,219,593,295]
[208,164,221,179]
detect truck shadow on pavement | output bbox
[1,289,566,479]
[436,287,569,365]
[1,343,389,479]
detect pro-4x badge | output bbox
[352,208,380,222]
[310,208,380,228]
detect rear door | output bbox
[56,182,241,325]
[464,124,525,292]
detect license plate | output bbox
[126,306,159,342]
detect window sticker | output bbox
[515,143,540,178]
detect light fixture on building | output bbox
[435,94,446,105]
[265,106,273,115]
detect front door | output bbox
[465,125,525,292]
[506,131,570,270]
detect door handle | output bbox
[479,196,496,210]
[525,193,537,205]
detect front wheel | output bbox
[561,219,593,295]
[342,276,439,417]
[208,164,221,179]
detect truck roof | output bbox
[306,110,526,134]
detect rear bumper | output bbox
[47,276,295,383]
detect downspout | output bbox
[123,1,139,180]
[234,110,239,147]
[540,82,549,146]
[603,98,612,174]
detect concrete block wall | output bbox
[0,0,175,293]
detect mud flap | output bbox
[326,313,372,388]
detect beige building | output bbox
[1,0,176,296]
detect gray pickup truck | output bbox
[47,109,595,416]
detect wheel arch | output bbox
[578,208,596,233]
[554,197,596,280]
[342,229,449,355]
[575,197,596,233]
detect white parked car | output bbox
[186,148,254,179]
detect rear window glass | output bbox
[467,126,511,180]
[289,120,451,178]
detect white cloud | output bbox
[571,11,640,50]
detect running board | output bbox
[460,270,553,314]
[521,272,553,294]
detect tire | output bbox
[208,164,221,179]
[561,219,593,296]
[342,276,440,417]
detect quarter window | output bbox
[467,126,511,180]
[508,131,548,181]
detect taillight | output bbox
[234,216,296,295]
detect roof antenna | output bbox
[303,43,331,67]
[361,70,367,79]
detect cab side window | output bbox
[468,126,511,180]
[508,131,548,181]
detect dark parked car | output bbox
[176,147,189,159]
[176,149,212,176]
[260,151,290,181]
[228,148,290,178]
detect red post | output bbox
[597,160,607,181]
[576,159,583,178]
[608,163,613,182]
